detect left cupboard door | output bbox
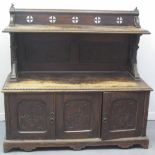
[5,93,55,139]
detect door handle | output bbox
[103,113,108,123]
[49,112,55,124]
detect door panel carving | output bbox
[109,99,138,131]
[64,99,91,131]
[8,93,55,139]
[56,93,102,139]
[102,92,145,140]
[17,100,47,131]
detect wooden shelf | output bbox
[2,72,152,92]
[3,25,150,34]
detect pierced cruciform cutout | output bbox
[26,16,33,23]
[116,16,123,24]
[72,16,79,24]
[94,16,101,24]
[49,16,56,23]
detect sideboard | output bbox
[2,5,152,152]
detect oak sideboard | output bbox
[2,5,152,152]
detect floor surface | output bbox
[0,121,154,154]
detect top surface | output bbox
[2,72,152,92]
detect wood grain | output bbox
[2,72,151,92]
[3,25,150,34]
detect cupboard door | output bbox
[55,93,102,139]
[6,93,55,139]
[102,92,145,140]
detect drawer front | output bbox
[5,93,55,139]
[101,91,148,140]
[55,92,102,139]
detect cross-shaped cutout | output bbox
[116,17,123,24]
[49,16,56,23]
[26,16,33,23]
[72,16,79,24]
[94,17,101,24]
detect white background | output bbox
[0,0,154,120]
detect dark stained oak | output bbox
[2,72,152,92]
[3,6,150,81]
[3,137,149,152]
[16,33,131,73]
[3,25,150,34]
[55,93,102,139]
[5,93,55,140]
[101,92,149,140]
[2,5,152,152]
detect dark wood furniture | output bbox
[2,5,152,152]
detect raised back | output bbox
[16,33,130,73]
[3,5,150,80]
[9,5,140,27]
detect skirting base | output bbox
[3,137,149,152]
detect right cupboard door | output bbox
[101,92,146,140]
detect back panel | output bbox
[16,33,130,72]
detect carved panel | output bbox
[7,93,55,139]
[129,35,140,79]
[109,99,138,131]
[64,99,91,131]
[102,92,145,140]
[17,100,46,131]
[56,93,102,139]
